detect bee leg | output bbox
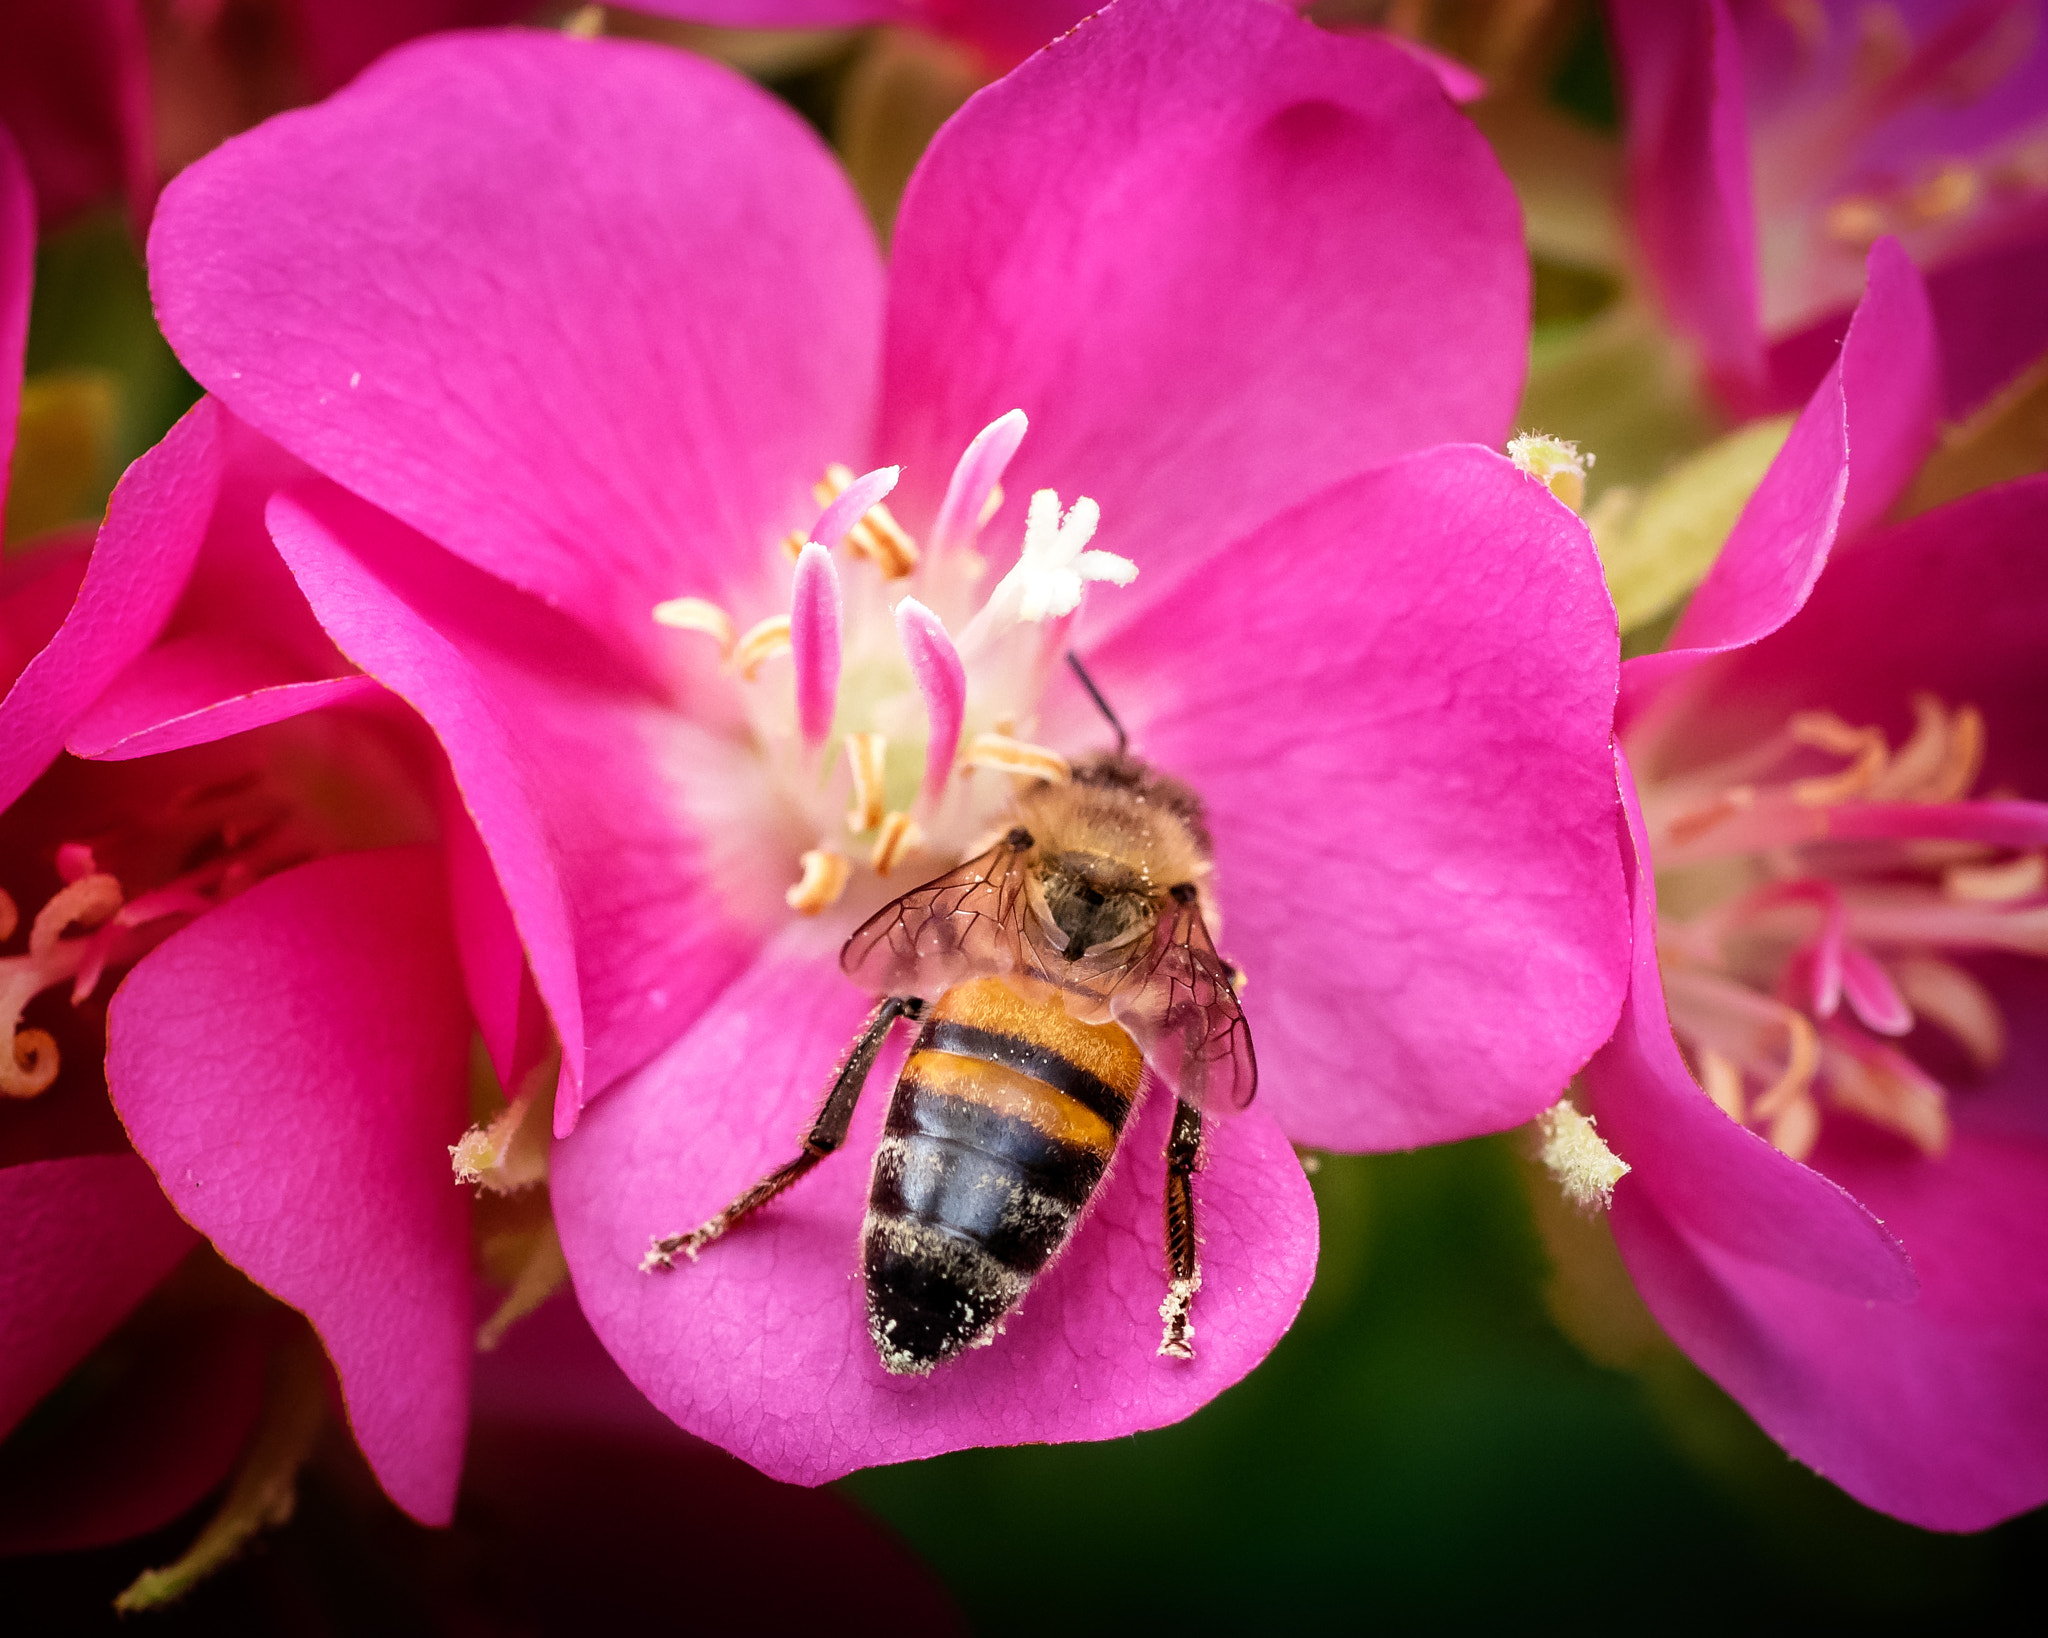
[1158,1097,1204,1359]
[642,995,924,1273]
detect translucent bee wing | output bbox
[1109,895,1258,1115]
[839,836,1035,997]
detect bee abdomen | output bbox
[863,980,1143,1376]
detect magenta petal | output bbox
[1615,1128,2048,1530]
[444,788,547,1098]
[0,399,223,809]
[66,631,378,759]
[266,480,759,1129]
[0,124,28,504]
[150,29,882,667]
[1609,0,1763,400]
[1585,752,1915,1298]
[0,0,152,230]
[107,848,473,1523]
[1622,241,1936,724]
[879,0,1527,624]
[0,1154,198,1440]
[1090,445,1627,1151]
[553,936,1318,1485]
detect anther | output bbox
[844,733,887,833]
[1697,1046,1746,1120]
[1507,432,1592,512]
[1789,711,1888,805]
[790,542,843,749]
[731,615,792,680]
[1533,1097,1630,1211]
[965,733,1071,785]
[652,596,736,661]
[786,849,851,915]
[1944,851,2045,902]
[1924,702,1984,800]
[895,597,965,808]
[815,464,918,579]
[870,812,924,876]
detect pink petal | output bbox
[0,400,223,811]
[1609,0,1763,402]
[553,935,1319,1485]
[0,1154,197,1440]
[66,630,379,759]
[0,0,152,230]
[1087,445,1628,1151]
[149,29,882,669]
[1924,216,2048,417]
[878,0,1528,629]
[0,1307,269,1555]
[266,480,761,1130]
[444,786,548,1098]
[1622,240,1937,727]
[1615,1126,2048,1530]
[0,123,28,503]
[0,539,89,698]
[631,0,1092,66]
[1585,751,1916,1297]
[106,847,474,1523]
[1658,474,2048,797]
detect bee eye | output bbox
[1169,882,1197,905]
[1006,826,1034,849]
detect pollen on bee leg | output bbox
[964,732,1071,785]
[731,614,792,680]
[786,848,851,915]
[844,732,887,833]
[871,811,924,876]
[651,596,735,662]
[1158,1273,1200,1360]
[1507,432,1592,512]
[1534,1097,1630,1212]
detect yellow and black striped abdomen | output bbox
[863,976,1144,1375]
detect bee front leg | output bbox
[642,995,924,1273]
[1158,1097,1204,1359]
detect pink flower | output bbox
[0,0,530,229]
[631,0,1098,69]
[3,118,535,1532]
[1580,238,2048,1529]
[146,0,1629,1481]
[1611,0,2048,416]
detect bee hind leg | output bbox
[642,995,924,1273]
[1158,1097,1204,1359]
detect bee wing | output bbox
[839,836,1034,997]
[1110,894,1258,1114]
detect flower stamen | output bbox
[964,733,1071,785]
[731,615,792,680]
[652,596,736,660]
[844,732,887,833]
[870,811,924,876]
[786,848,851,915]
[815,464,918,579]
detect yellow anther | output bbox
[1908,162,1981,225]
[870,811,924,876]
[977,482,1006,529]
[1944,851,2046,903]
[1892,955,2005,1068]
[1748,1009,1821,1122]
[1825,1046,1951,1158]
[1666,784,1756,846]
[786,849,851,915]
[652,596,735,660]
[780,530,807,562]
[1923,702,1984,801]
[30,872,121,959]
[1533,1098,1630,1212]
[964,733,1072,785]
[731,615,792,680]
[1767,1091,1822,1161]
[844,733,887,833]
[561,4,605,37]
[1697,1046,1746,1121]
[1506,433,1592,513]
[1824,195,1889,248]
[0,886,16,942]
[1789,711,1889,805]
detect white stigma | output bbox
[984,489,1134,626]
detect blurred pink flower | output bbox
[2,119,540,1531]
[0,0,531,230]
[632,0,1097,69]
[1583,239,2048,1529]
[1611,0,2048,416]
[145,0,1629,1481]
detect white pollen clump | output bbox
[1508,433,1593,513]
[986,489,1136,624]
[1534,1096,1630,1212]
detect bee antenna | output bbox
[1065,651,1128,756]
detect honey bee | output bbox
[645,663,1254,1375]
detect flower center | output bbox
[1640,693,2043,1161]
[2,774,311,1100]
[651,412,1139,928]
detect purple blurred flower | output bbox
[1611,0,2048,416]
[144,0,1630,1481]
[1581,239,2048,1529]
